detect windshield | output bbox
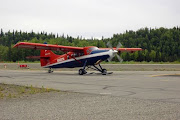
[89,47,98,51]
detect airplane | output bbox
[13,42,142,75]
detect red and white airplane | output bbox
[14,42,142,75]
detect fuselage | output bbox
[43,46,116,68]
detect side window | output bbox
[75,53,79,57]
[79,53,84,56]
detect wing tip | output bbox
[13,42,28,48]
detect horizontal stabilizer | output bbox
[26,56,41,59]
[26,55,51,59]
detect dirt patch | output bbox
[0,83,60,99]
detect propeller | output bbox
[106,42,123,62]
[116,42,122,50]
[107,41,112,49]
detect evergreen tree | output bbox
[0,27,179,62]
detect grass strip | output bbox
[0,83,60,99]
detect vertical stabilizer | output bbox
[40,50,58,67]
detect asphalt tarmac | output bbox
[0,70,180,102]
[0,69,180,120]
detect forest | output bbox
[0,27,180,62]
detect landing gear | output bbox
[79,60,87,75]
[79,69,87,75]
[48,68,53,73]
[92,64,108,75]
[78,60,111,75]
[102,69,107,75]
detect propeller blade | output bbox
[116,42,122,50]
[107,57,112,62]
[116,54,123,62]
[108,53,115,62]
[107,41,112,49]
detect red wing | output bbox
[99,48,142,53]
[13,42,84,53]
[116,48,142,52]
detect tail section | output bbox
[40,50,59,67]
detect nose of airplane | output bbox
[108,49,118,59]
[113,50,118,54]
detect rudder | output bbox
[40,50,58,67]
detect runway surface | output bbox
[1,69,180,120]
[0,69,180,102]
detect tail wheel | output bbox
[102,69,107,75]
[48,68,53,73]
[79,69,86,75]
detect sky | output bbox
[0,0,180,39]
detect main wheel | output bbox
[102,69,107,75]
[79,69,86,75]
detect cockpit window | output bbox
[89,47,98,51]
[86,47,98,54]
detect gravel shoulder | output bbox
[1,92,180,120]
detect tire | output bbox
[79,69,85,75]
[48,69,53,73]
[48,69,51,73]
[102,69,107,75]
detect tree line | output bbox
[0,27,179,62]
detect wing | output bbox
[116,48,142,52]
[99,48,142,53]
[13,42,84,53]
